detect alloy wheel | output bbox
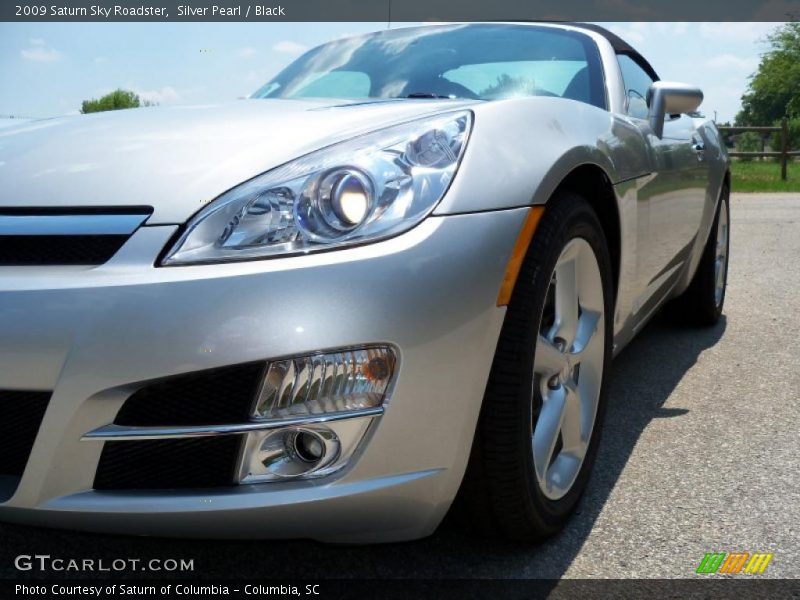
[532,238,605,500]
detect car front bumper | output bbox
[0,208,526,542]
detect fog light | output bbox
[249,427,339,479]
[239,418,372,483]
[293,430,325,463]
[252,346,396,420]
[237,345,395,484]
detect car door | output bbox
[616,54,709,322]
[647,114,710,294]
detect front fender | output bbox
[434,97,650,214]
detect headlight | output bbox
[162,111,472,265]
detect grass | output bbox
[730,160,800,193]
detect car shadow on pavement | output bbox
[0,314,727,581]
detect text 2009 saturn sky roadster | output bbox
[0,22,729,543]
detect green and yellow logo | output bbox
[696,552,774,574]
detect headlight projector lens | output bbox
[319,168,373,231]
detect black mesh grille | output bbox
[95,362,265,490]
[0,390,51,478]
[0,234,130,266]
[115,362,266,426]
[94,436,243,490]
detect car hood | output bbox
[0,98,477,224]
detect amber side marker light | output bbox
[496,205,545,307]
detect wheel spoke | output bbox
[553,255,579,348]
[577,359,601,446]
[560,381,583,454]
[532,388,565,488]
[535,334,567,376]
[571,309,601,358]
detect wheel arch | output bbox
[548,163,621,303]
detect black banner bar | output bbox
[4,579,800,600]
[2,0,799,22]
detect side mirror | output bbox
[646,81,703,138]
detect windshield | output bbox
[253,24,606,108]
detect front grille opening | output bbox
[0,234,130,266]
[0,390,51,501]
[94,362,265,491]
[0,207,152,266]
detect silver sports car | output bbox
[0,22,729,543]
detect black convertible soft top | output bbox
[566,22,661,81]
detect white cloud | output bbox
[272,40,309,55]
[605,22,650,44]
[705,54,760,71]
[135,86,181,105]
[239,47,257,59]
[698,22,776,46]
[605,22,694,46]
[93,56,108,64]
[652,22,689,36]
[21,46,62,62]
[29,37,45,46]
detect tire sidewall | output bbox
[713,191,731,316]
[514,195,614,528]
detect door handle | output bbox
[692,138,706,161]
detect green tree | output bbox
[735,131,763,162]
[770,117,800,153]
[736,22,800,125]
[81,89,146,114]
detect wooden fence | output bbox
[719,118,800,181]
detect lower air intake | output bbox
[94,436,243,490]
[0,390,51,501]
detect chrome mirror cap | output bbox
[647,81,704,138]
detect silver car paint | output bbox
[0,23,729,541]
[0,98,478,224]
[0,211,522,542]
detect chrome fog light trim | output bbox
[238,416,374,483]
[81,408,383,441]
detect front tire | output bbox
[461,192,614,542]
[669,184,730,326]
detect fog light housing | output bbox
[239,418,373,483]
[238,345,396,484]
[247,427,339,479]
[252,346,396,420]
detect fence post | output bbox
[781,117,788,181]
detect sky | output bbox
[0,21,781,123]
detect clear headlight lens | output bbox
[162,111,472,265]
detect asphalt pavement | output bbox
[1,193,798,580]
